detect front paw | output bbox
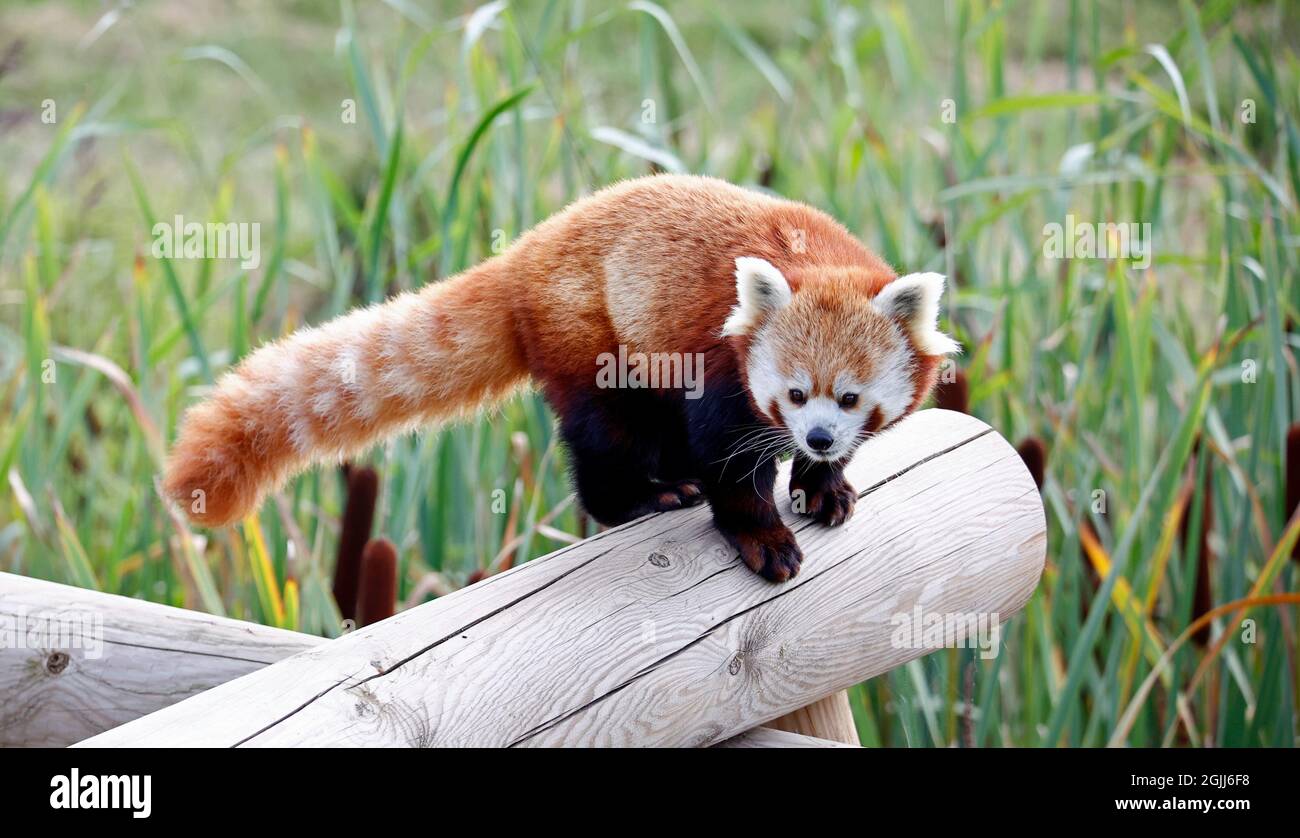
[790,475,857,527]
[722,524,803,583]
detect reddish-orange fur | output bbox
[164,175,950,528]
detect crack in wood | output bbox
[503,427,1000,747]
[233,535,671,745]
[232,670,360,747]
[225,422,998,747]
[98,637,294,666]
[505,544,875,746]
[854,428,994,497]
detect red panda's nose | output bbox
[806,427,834,452]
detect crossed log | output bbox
[0,410,1045,747]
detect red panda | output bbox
[164,175,959,582]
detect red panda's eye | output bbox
[788,389,806,405]
[839,393,859,409]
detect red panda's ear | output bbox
[722,257,792,337]
[874,272,961,356]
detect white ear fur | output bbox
[873,272,961,355]
[721,257,793,337]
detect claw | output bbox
[791,475,857,527]
[724,524,803,583]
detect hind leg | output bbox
[571,456,704,525]
[559,395,704,526]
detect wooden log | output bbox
[78,409,1046,747]
[715,727,857,748]
[768,690,860,745]
[0,573,324,747]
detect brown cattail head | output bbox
[84,404,102,437]
[465,568,486,586]
[1190,466,1215,646]
[932,369,969,414]
[333,465,378,622]
[1016,436,1047,491]
[1287,423,1300,562]
[357,538,398,627]
[926,214,947,250]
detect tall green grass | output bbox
[0,0,1296,746]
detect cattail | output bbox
[84,404,102,437]
[1185,457,1214,647]
[465,568,486,586]
[1178,443,1215,645]
[926,214,947,250]
[1016,437,1047,491]
[1190,477,1214,646]
[333,465,378,622]
[1287,423,1300,563]
[356,538,398,627]
[961,660,976,748]
[932,369,968,414]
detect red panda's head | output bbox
[722,257,960,464]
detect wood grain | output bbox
[0,573,324,747]
[77,409,1045,748]
[768,691,860,744]
[714,727,856,748]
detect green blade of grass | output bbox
[122,155,213,383]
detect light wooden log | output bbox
[0,573,325,747]
[78,409,1045,748]
[768,690,860,745]
[715,727,857,748]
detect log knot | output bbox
[45,651,70,676]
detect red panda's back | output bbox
[505,176,888,397]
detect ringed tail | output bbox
[163,259,526,527]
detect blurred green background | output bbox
[1,0,1297,746]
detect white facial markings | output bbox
[833,371,864,405]
[749,326,920,460]
[742,303,926,460]
[865,332,916,426]
[744,328,784,420]
[784,395,863,461]
[787,369,813,399]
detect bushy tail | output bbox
[163,259,527,527]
